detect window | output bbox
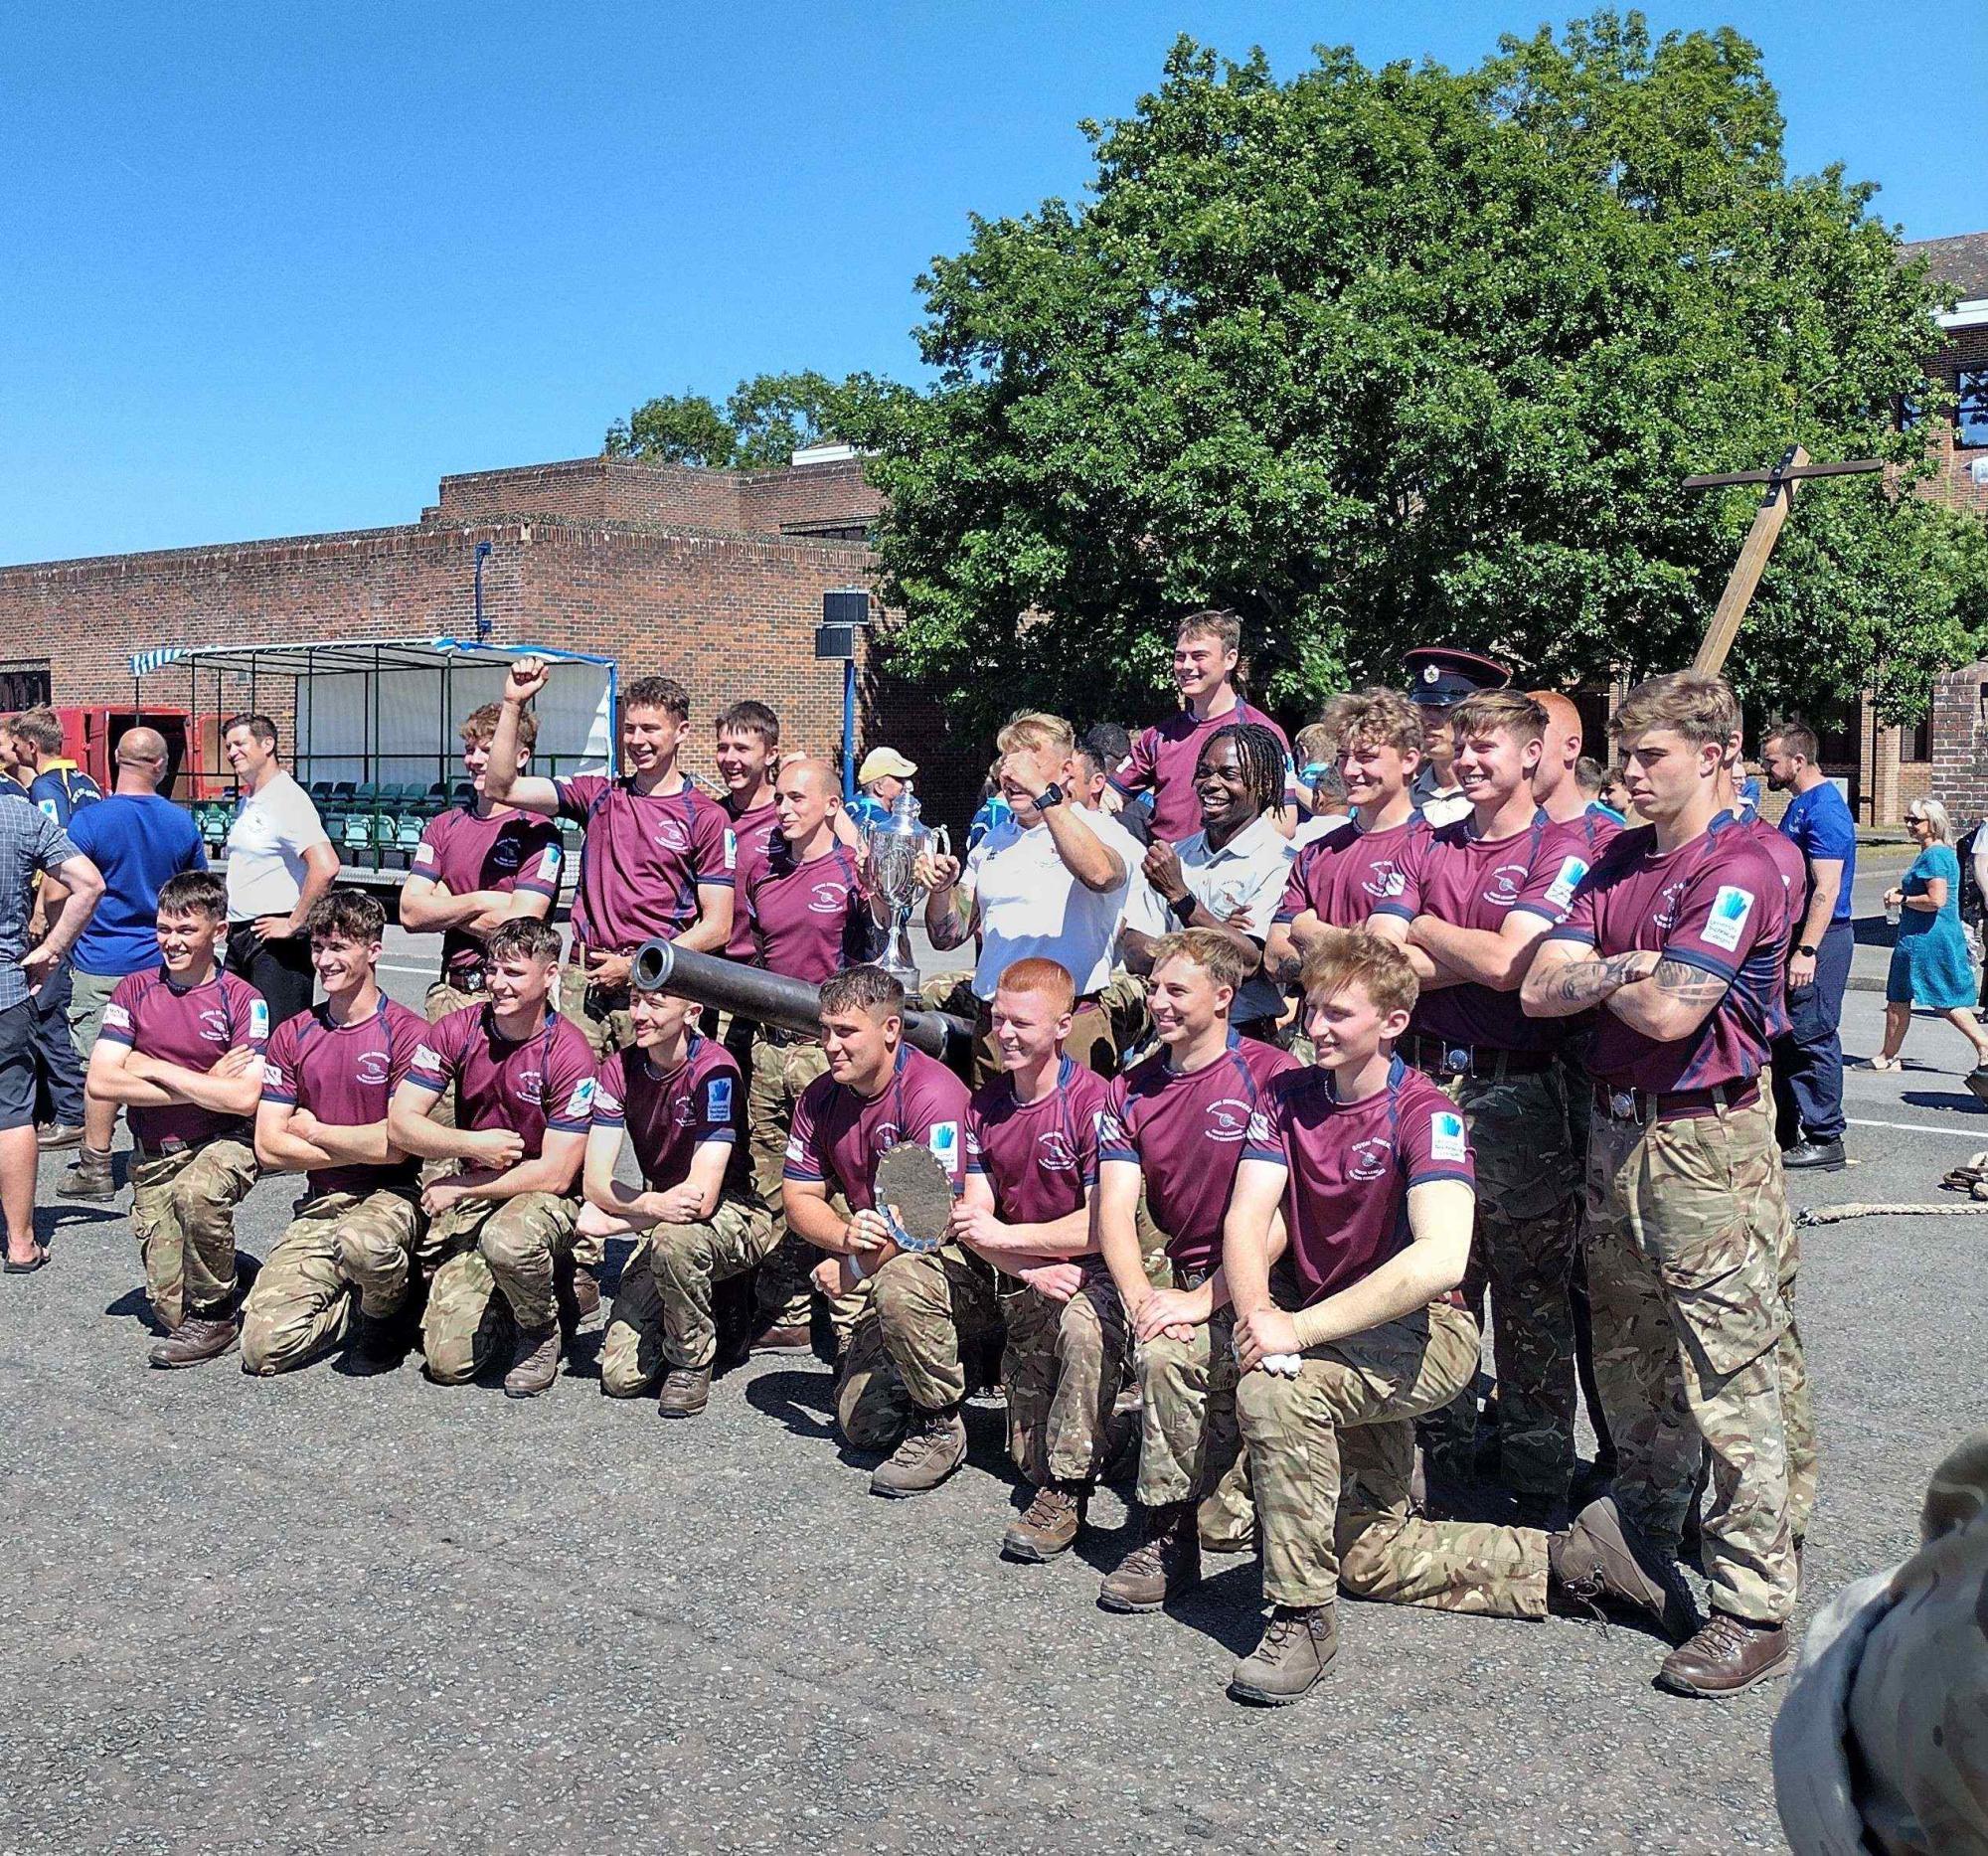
[1908,715,1932,763]
[1959,368,1988,448]
[0,662,51,710]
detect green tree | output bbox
[607,371,893,469]
[604,391,739,467]
[841,14,1961,733]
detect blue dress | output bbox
[1886,844,1977,1008]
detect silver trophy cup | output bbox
[863,789,948,991]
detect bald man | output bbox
[60,727,210,1199]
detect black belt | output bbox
[438,966,488,994]
[1406,1034,1555,1080]
[756,1023,820,1050]
[1592,1079,1758,1125]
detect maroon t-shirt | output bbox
[965,1058,1110,1229]
[1109,699,1293,843]
[1243,1057,1475,1306]
[1096,1034,1297,1273]
[1395,811,1577,1053]
[413,805,565,977]
[1275,815,1426,930]
[724,797,781,960]
[260,997,428,1197]
[747,840,876,985]
[405,1005,597,1158]
[592,1033,752,1197]
[553,773,735,954]
[783,1044,971,1213]
[99,965,268,1150]
[1546,818,1782,1094]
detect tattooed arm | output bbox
[1604,955,1733,1043]
[1520,941,1659,1018]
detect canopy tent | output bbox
[127,636,617,793]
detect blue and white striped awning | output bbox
[128,647,188,676]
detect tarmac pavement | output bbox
[5,928,1985,1853]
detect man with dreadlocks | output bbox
[1124,723,1295,1042]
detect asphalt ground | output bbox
[6,913,1984,1854]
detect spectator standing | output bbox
[8,708,104,823]
[1763,725,1856,1169]
[0,795,102,1270]
[220,714,338,1029]
[58,727,208,1200]
[845,748,917,834]
[1874,800,1988,1088]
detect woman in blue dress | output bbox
[1874,799,1988,1088]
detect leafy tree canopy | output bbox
[606,370,886,468]
[838,12,1973,733]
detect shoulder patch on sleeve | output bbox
[1701,885,1755,952]
[1544,854,1588,912]
[1429,1110,1467,1163]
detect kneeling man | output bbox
[388,920,595,1397]
[782,965,984,1497]
[587,979,772,1416]
[1222,928,1696,1706]
[243,894,430,1375]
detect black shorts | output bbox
[0,998,37,1132]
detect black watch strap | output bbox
[1168,891,1198,927]
[1796,942,1818,956]
[1036,781,1066,810]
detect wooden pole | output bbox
[1691,443,1806,676]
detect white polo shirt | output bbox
[968,805,1146,1001]
[225,770,330,924]
[1171,812,1296,1025]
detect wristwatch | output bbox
[1796,942,1818,957]
[1168,891,1199,926]
[1035,781,1066,810]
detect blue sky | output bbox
[3,1,1979,565]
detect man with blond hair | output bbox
[922,712,1145,1082]
[1523,669,1798,1700]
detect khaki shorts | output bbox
[68,968,125,1062]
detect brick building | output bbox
[0,451,990,826]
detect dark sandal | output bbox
[3,1244,50,1274]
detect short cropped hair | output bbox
[306,892,387,943]
[997,712,1076,759]
[622,675,692,724]
[1764,720,1819,763]
[1325,688,1422,759]
[1294,721,1336,766]
[1080,722,1131,766]
[486,919,563,965]
[157,871,228,923]
[995,957,1076,1013]
[1450,690,1548,748]
[1299,927,1419,1021]
[7,708,64,756]
[461,701,537,752]
[818,964,907,1019]
[716,701,779,748]
[1148,927,1252,1000]
[222,714,279,749]
[1573,757,1606,796]
[1610,672,1740,752]
[1176,608,1242,654]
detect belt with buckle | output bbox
[1406,1034,1555,1081]
[758,1023,820,1050]
[441,966,489,994]
[1593,1079,1758,1124]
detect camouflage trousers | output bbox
[837,1244,1005,1451]
[1420,1064,1581,1500]
[1000,1267,1132,1487]
[128,1136,258,1328]
[746,1031,831,1333]
[241,1189,424,1375]
[1584,1095,1798,1625]
[1748,1071,1817,1542]
[1097,968,1151,1068]
[419,1191,580,1385]
[599,1196,777,1393]
[558,963,635,1062]
[1133,1300,1256,1550]
[1237,1298,1550,1614]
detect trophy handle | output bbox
[927,825,950,860]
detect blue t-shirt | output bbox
[65,794,209,975]
[1778,780,1857,926]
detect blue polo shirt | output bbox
[1778,779,1857,927]
[65,794,209,975]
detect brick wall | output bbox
[1916,325,1988,516]
[741,458,882,535]
[1931,659,1988,822]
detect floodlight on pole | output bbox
[816,589,872,799]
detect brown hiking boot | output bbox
[1657,1612,1794,1698]
[37,1121,83,1150]
[61,1147,115,1202]
[1002,1484,1087,1562]
[657,1366,712,1419]
[1098,1503,1201,1611]
[1549,1496,1700,1642]
[869,1405,967,1497]
[1229,1604,1339,1705]
[750,1322,812,1354]
[502,1323,562,1399]
[148,1311,240,1369]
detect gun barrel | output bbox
[629,939,970,1062]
